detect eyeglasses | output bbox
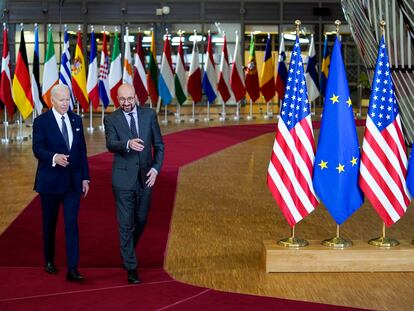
[118,96,135,104]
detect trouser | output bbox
[113,177,152,270]
[40,189,81,269]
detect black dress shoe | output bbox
[127,269,140,284]
[66,268,85,282]
[45,262,58,274]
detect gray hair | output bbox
[51,84,70,100]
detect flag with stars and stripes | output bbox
[313,37,363,225]
[267,36,318,227]
[359,36,411,226]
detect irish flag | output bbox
[42,26,59,108]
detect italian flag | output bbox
[42,27,59,108]
[109,31,122,108]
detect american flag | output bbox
[267,37,318,227]
[359,36,411,227]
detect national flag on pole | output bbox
[123,27,133,85]
[187,33,202,103]
[59,26,75,110]
[407,148,414,197]
[147,31,158,106]
[133,32,148,105]
[174,36,187,105]
[245,34,260,102]
[313,37,363,225]
[98,30,110,109]
[230,31,245,102]
[267,36,318,227]
[217,33,231,104]
[359,36,411,226]
[109,30,122,108]
[32,24,43,115]
[71,31,89,111]
[305,34,320,102]
[158,32,175,105]
[260,33,276,102]
[42,26,59,108]
[202,32,217,104]
[275,35,288,100]
[320,35,330,98]
[87,29,99,111]
[12,28,33,120]
[0,25,15,118]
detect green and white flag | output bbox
[174,36,187,105]
[42,25,59,108]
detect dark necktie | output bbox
[61,115,70,150]
[128,112,139,138]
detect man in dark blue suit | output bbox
[32,84,90,282]
[104,83,164,284]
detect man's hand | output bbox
[55,154,70,167]
[146,169,158,188]
[82,180,90,198]
[128,138,144,152]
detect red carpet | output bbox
[0,123,367,310]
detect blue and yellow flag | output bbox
[313,37,363,225]
[319,36,330,98]
[407,147,414,197]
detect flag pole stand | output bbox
[219,101,227,121]
[203,102,213,122]
[87,103,94,133]
[98,107,105,131]
[278,225,308,248]
[161,105,170,125]
[368,222,399,248]
[16,113,28,142]
[264,101,270,119]
[233,101,241,121]
[322,224,352,249]
[189,101,198,123]
[174,103,184,123]
[246,99,254,120]
[1,108,11,144]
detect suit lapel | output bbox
[115,108,133,139]
[137,105,143,138]
[68,111,77,149]
[47,110,69,151]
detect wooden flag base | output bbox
[263,240,414,273]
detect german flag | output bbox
[12,28,33,120]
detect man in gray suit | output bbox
[104,83,164,284]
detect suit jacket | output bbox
[104,105,164,190]
[32,110,90,194]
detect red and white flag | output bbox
[230,32,245,102]
[133,32,148,105]
[187,33,202,103]
[217,34,231,104]
[0,25,14,117]
[359,36,411,226]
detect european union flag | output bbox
[407,147,414,197]
[313,37,363,225]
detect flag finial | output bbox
[295,20,301,36]
[78,24,81,31]
[335,20,341,36]
[138,26,141,33]
[380,20,386,35]
[20,23,24,31]
[2,22,6,29]
[91,25,94,32]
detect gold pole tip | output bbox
[295,20,301,26]
[335,20,341,26]
[380,20,386,27]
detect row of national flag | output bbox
[267,32,414,229]
[1,26,335,120]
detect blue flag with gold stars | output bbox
[313,37,363,225]
[407,147,414,197]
